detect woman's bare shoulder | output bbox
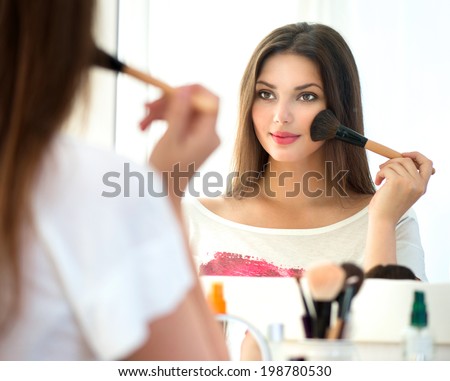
[198,196,232,216]
[198,196,255,222]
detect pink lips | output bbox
[270,131,300,145]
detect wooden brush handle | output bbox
[124,65,173,94]
[123,65,218,114]
[365,140,435,175]
[365,140,402,159]
[326,319,344,340]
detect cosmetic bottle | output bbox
[207,282,228,342]
[266,323,287,360]
[403,290,434,360]
[207,282,226,314]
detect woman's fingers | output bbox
[402,151,434,178]
[139,97,168,131]
[146,84,220,177]
[163,87,194,139]
[375,159,414,185]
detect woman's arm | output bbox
[364,151,433,272]
[124,284,228,360]
[128,85,228,360]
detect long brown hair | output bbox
[0,0,96,329]
[228,22,375,197]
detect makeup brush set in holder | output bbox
[297,262,364,340]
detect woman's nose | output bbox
[273,103,293,124]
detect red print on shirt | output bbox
[199,251,305,277]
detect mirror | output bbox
[108,0,449,282]
[215,314,271,361]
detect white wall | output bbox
[110,0,449,281]
[311,0,450,282]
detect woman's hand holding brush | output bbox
[141,84,220,181]
[93,47,220,214]
[93,47,220,184]
[139,85,220,218]
[311,109,434,272]
[364,151,433,271]
[370,151,433,224]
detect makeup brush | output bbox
[306,263,346,338]
[92,46,218,114]
[327,262,364,340]
[296,277,316,338]
[311,109,435,174]
[340,262,364,299]
[307,263,346,301]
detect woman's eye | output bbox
[299,93,317,102]
[258,91,274,100]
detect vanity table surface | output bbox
[201,276,450,361]
[270,340,450,361]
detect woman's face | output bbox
[252,53,327,164]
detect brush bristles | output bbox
[310,109,341,141]
[306,263,346,301]
[340,262,364,296]
[93,46,124,73]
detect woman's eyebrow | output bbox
[256,80,323,91]
[295,83,323,91]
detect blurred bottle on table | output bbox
[207,282,227,314]
[403,290,434,360]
